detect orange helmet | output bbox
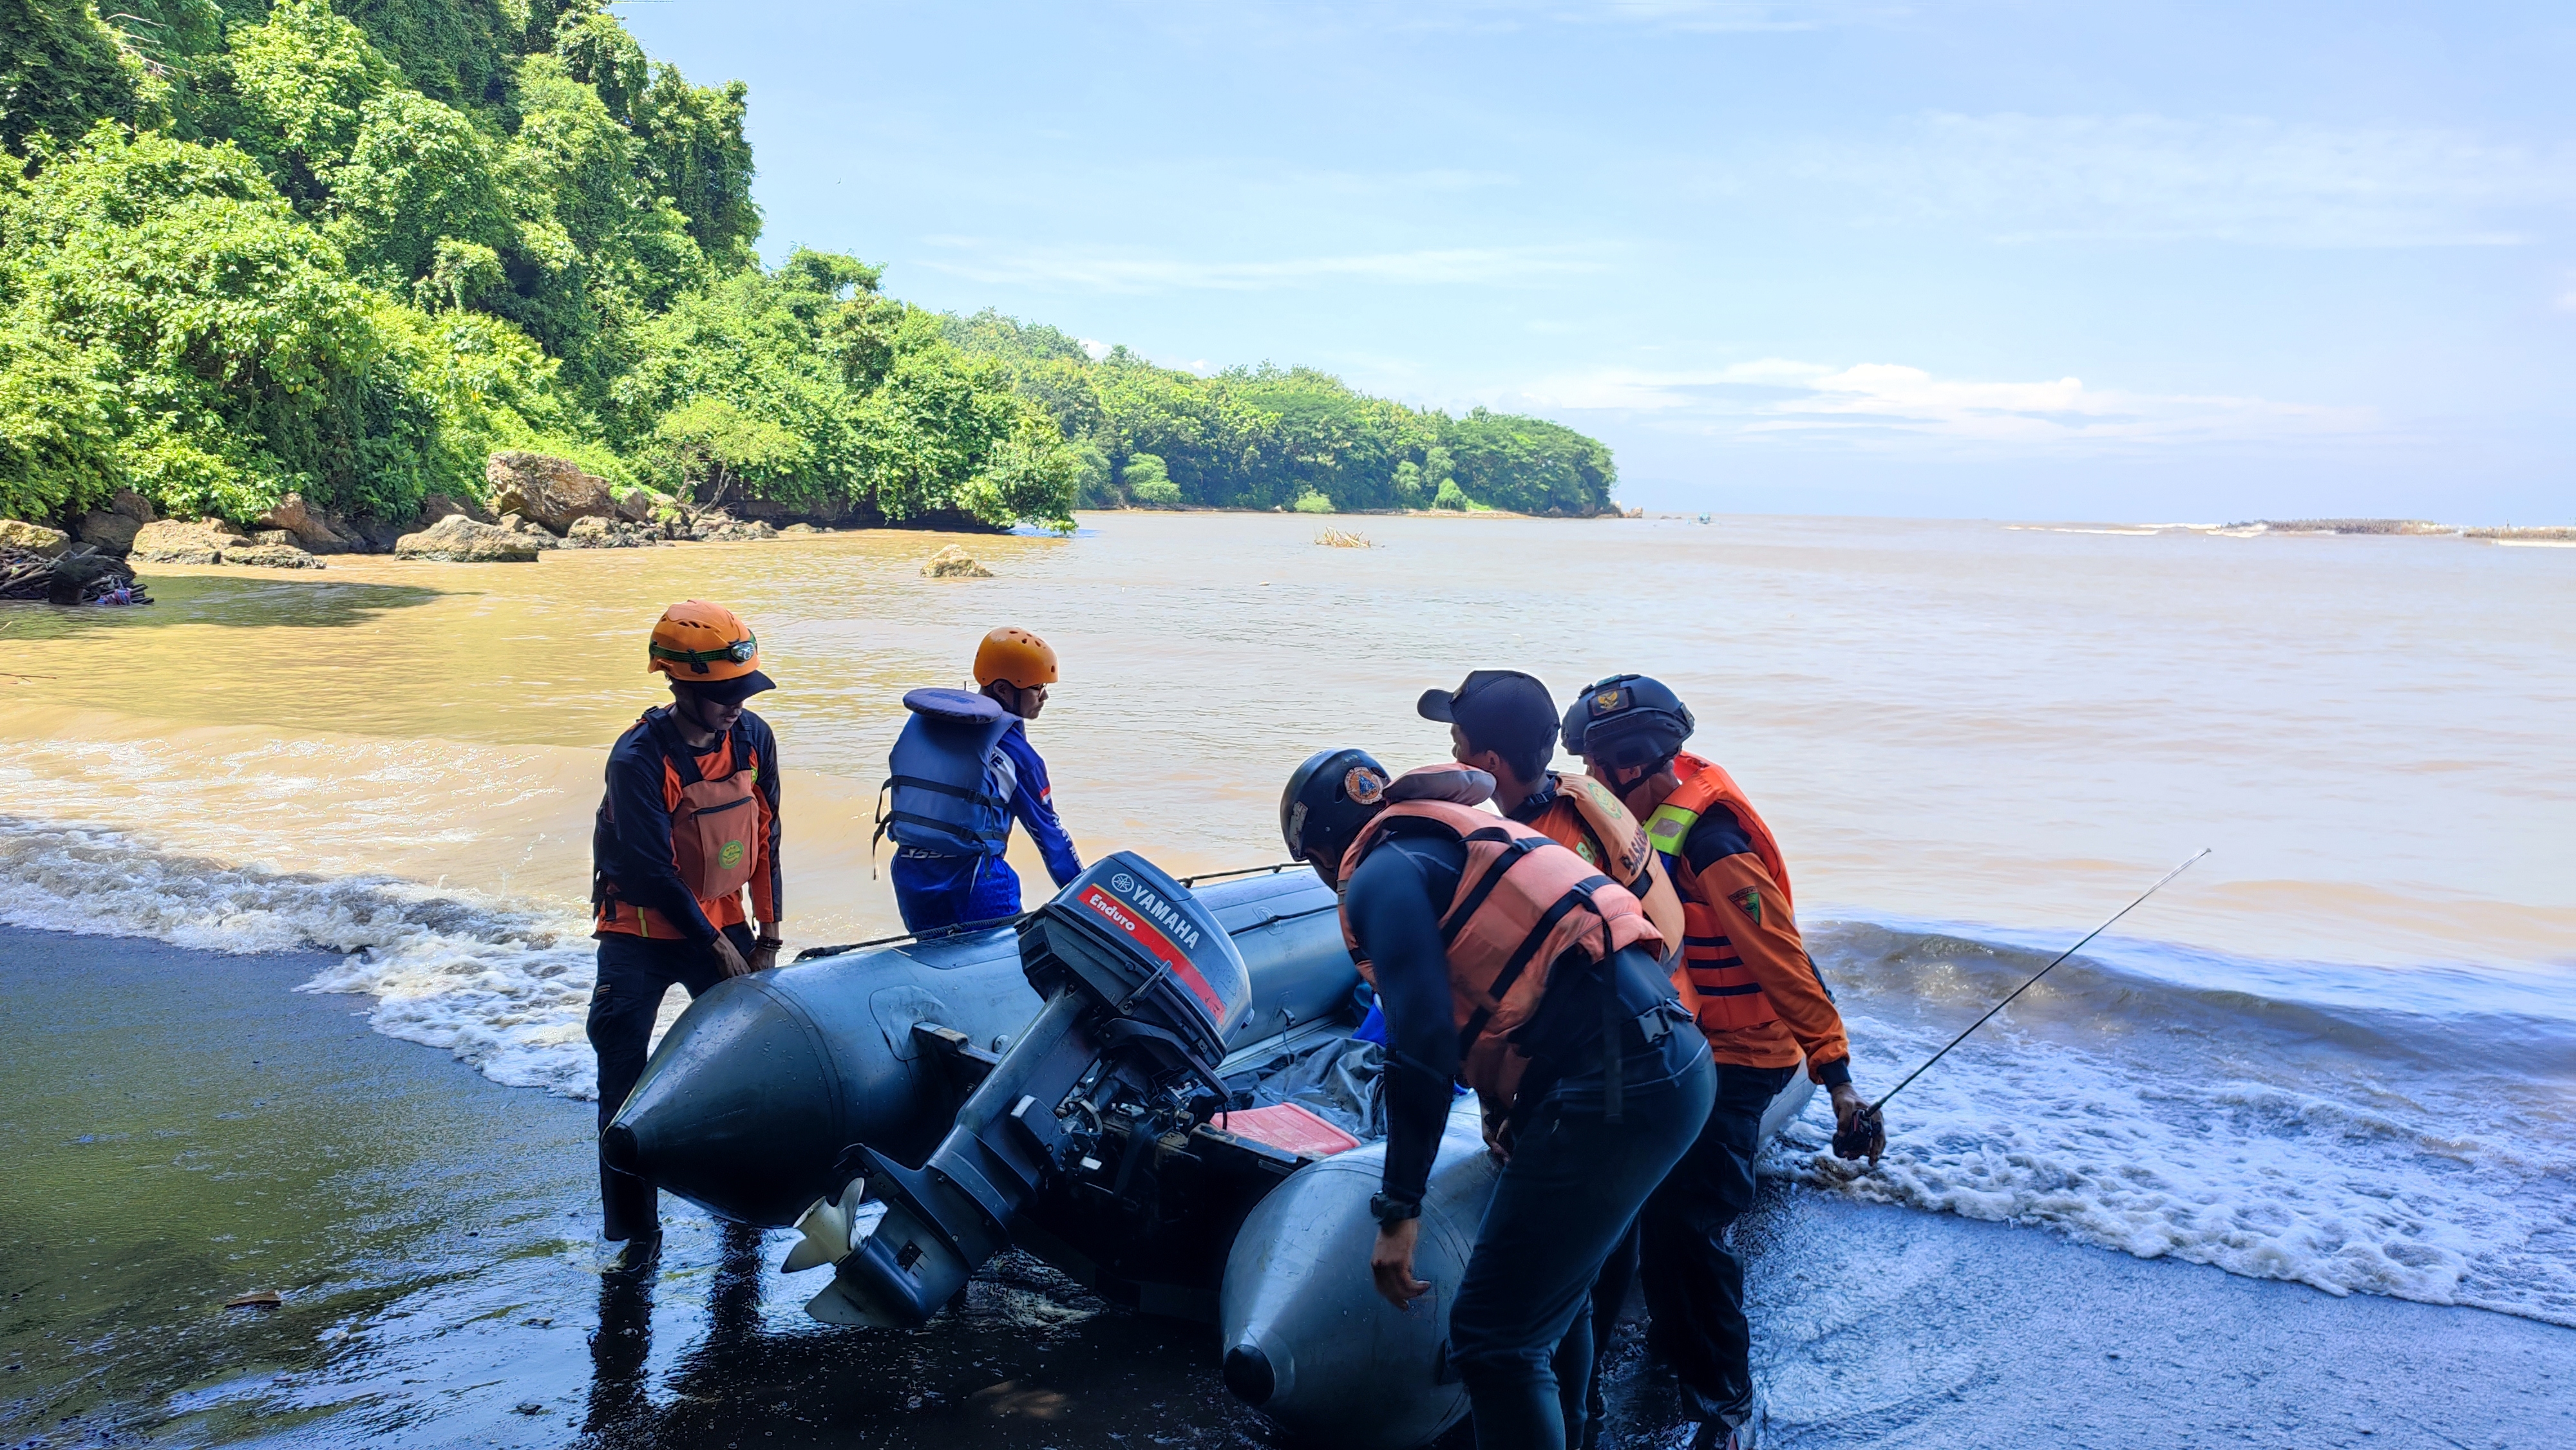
[972,627,1059,689]
[649,601,765,682]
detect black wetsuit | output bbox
[1347,834,1714,1450]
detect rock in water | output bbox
[560,515,658,549]
[130,518,248,565]
[485,451,616,533]
[0,520,70,558]
[417,492,490,525]
[921,545,994,578]
[394,514,542,563]
[252,491,360,554]
[75,507,145,554]
[780,522,820,536]
[220,542,325,570]
[689,512,777,543]
[495,514,563,551]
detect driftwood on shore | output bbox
[1,546,150,605]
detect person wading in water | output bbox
[589,601,785,1270]
[1567,673,1884,1450]
[1285,749,1712,1450]
[880,627,1082,932]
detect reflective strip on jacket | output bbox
[1644,751,1851,1081]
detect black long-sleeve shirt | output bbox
[593,708,782,948]
[1345,833,1695,1207]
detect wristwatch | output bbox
[1368,1192,1421,1229]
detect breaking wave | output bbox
[1772,919,2576,1328]
[7,815,2573,1327]
[0,814,622,1098]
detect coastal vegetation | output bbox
[0,1,1618,540]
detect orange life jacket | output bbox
[1642,752,1794,1033]
[1522,771,1688,968]
[1339,765,1663,1104]
[597,719,763,940]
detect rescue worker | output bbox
[882,627,1081,932]
[1566,674,1884,1450]
[1419,669,1685,951]
[589,601,785,1269]
[1283,750,1714,1450]
[1421,670,1691,1444]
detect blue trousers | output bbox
[889,851,1023,934]
[1449,1047,1716,1450]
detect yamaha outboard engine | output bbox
[810,852,1252,1326]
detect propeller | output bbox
[781,1179,869,1274]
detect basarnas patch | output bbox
[1728,885,1761,926]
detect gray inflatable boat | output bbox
[607,853,1814,1449]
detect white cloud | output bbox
[1515,359,2376,449]
[1785,113,2576,247]
[915,240,1608,293]
[1079,337,1111,361]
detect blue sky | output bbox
[619,1,2573,522]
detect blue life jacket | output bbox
[876,688,1018,857]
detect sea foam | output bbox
[6,815,2572,1328]
[0,814,650,1098]
[1774,920,2576,1327]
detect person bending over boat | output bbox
[1420,668,1687,950]
[589,601,786,1270]
[1567,673,1885,1450]
[1283,751,1712,1450]
[882,627,1082,933]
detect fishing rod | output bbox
[794,862,1309,961]
[1864,847,2212,1120]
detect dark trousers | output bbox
[1448,1051,1714,1450]
[1638,1062,1799,1424]
[587,925,753,1240]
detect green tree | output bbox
[0,1,135,156]
[326,88,510,287]
[225,0,398,198]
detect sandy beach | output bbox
[8,922,2569,1449]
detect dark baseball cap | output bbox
[1417,670,1558,762]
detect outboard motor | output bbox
[810,851,1252,1326]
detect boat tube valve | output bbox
[808,851,1253,1327]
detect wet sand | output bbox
[7,925,2570,1449]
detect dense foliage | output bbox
[0,1,1612,531]
[943,310,1619,515]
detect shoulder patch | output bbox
[1728,885,1763,927]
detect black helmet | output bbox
[1281,748,1391,863]
[1564,674,1694,773]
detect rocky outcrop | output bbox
[690,512,777,543]
[419,492,491,526]
[131,518,248,565]
[394,513,542,563]
[221,541,325,569]
[560,515,658,549]
[921,545,993,578]
[0,520,70,558]
[75,489,156,554]
[252,492,361,554]
[495,513,563,551]
[780,522,821,536]
[486,451,615,534]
